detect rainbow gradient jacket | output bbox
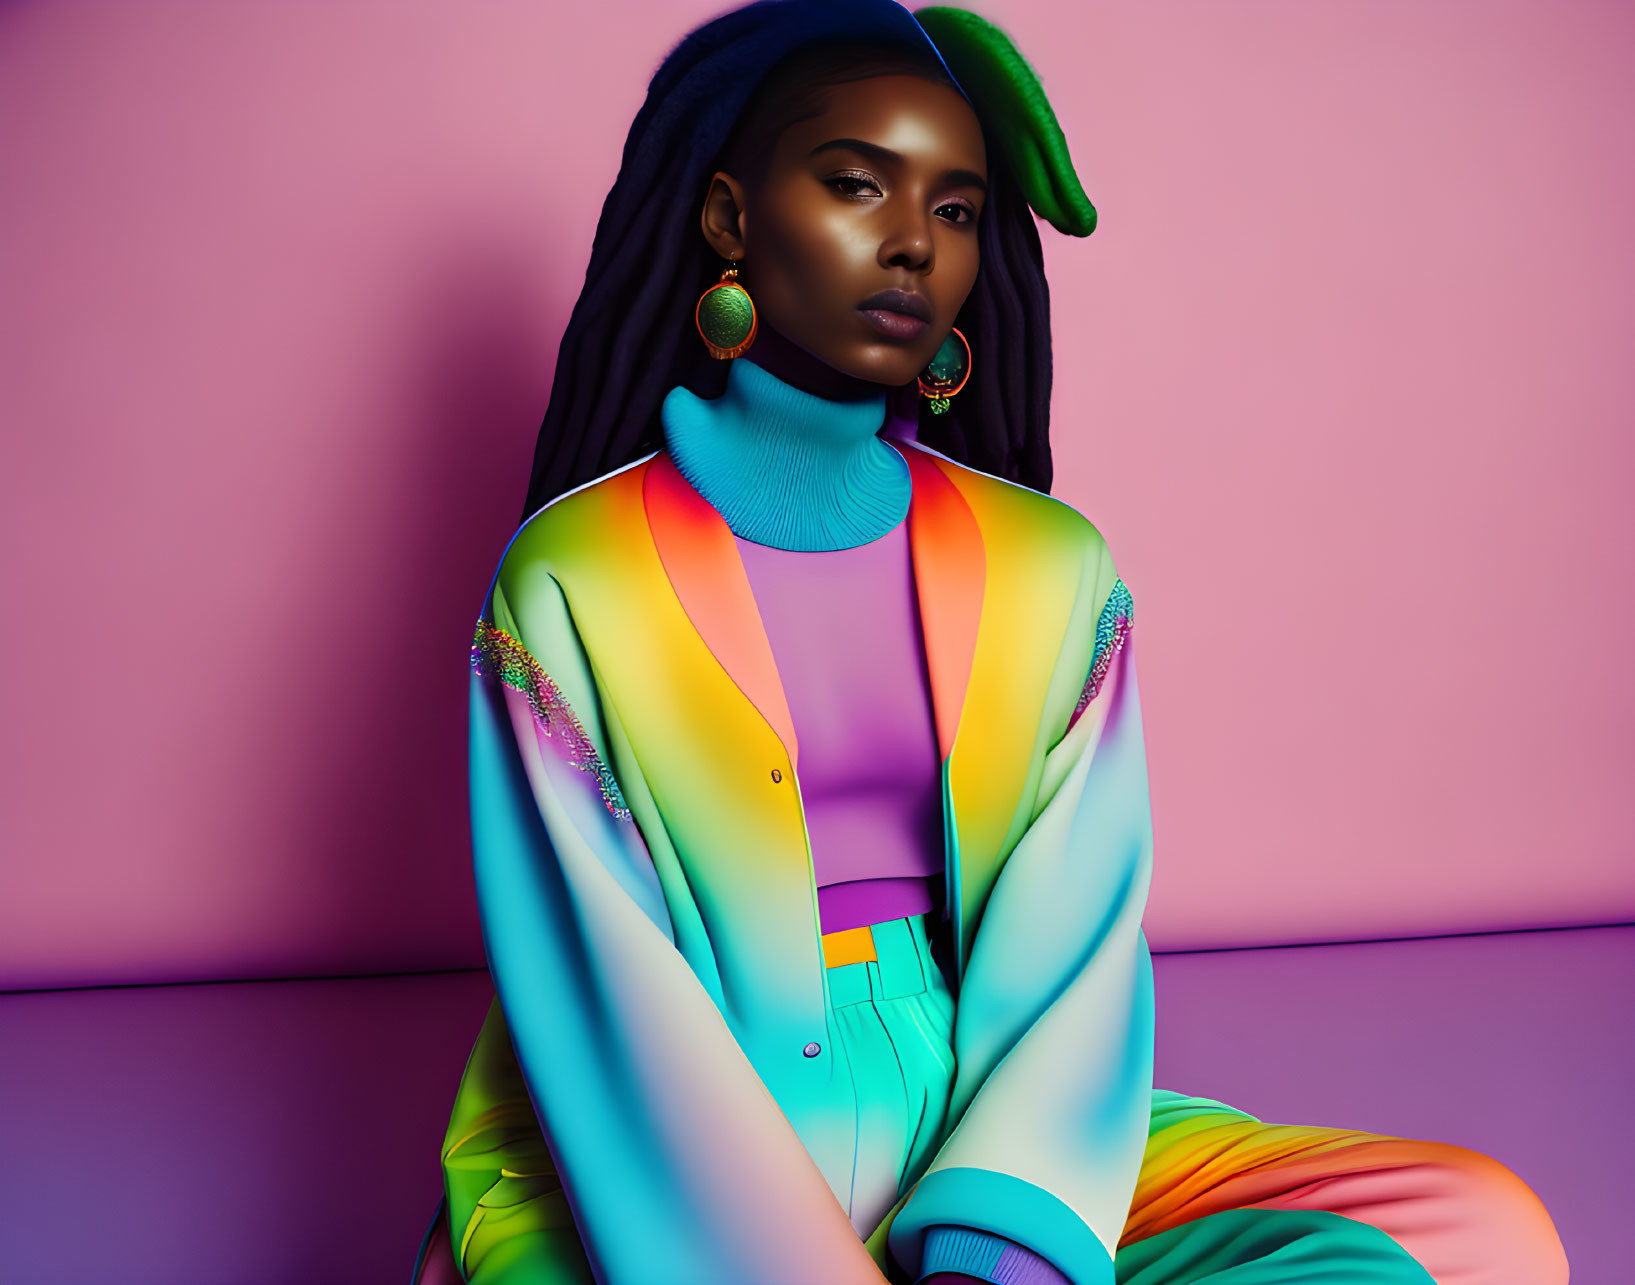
[443,438,1152,1285]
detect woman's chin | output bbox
[748,320,925,394]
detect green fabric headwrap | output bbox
[913,6,1097,237]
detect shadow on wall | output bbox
[278,227,581,981]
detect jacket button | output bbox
[771,768,783,783]
[802,1041,821,1057]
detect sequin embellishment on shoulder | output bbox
[1068,577,1133,731]
[471,619,633,822]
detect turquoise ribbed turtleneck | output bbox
[659,357,910,552]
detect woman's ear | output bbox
[699,170,749,260]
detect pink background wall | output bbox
[3,0,1630,991]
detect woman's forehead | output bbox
[774,76,986,169]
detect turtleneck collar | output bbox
[659,357,911,551]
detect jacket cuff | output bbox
[916,1225,1073,1284]
[889,1167,1114,1285]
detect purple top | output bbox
[734,517,945,935]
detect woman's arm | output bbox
[888,546,1152,1285]
[455,563,888,1285]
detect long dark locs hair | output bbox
[518,4,1058,524]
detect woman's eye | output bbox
[937,200,978,225]
[826,173,882,198]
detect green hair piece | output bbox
[913,5,1097,237]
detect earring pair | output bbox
[694,262,971,415]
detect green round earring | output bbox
[695,261,757,359]
[918,326,971,414]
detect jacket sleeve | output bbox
[887,542,1152,1285]
[457,562,888,1285]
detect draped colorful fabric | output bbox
[438,438,1151,1284]
[420,439,1567,1285]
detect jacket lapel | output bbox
[644,450,802,765]
[892,443,985,763]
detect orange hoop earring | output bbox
[917,326,971,414]
[694,262,757,359]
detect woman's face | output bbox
[702,73,988,394]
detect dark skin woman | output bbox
[424,5,1568,1281]
[435,53,1016,1285]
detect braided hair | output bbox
[518,0,1070,522]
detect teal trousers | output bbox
[829,913,1436,1285]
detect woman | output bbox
[414,2,1568,1282]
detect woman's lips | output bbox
[859,308,929,340]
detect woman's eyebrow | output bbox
[808,137,988,194]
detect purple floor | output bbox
[2,924,1626,1285]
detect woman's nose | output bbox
[879,206,934,271]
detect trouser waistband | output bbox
[821,914,940,1007]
